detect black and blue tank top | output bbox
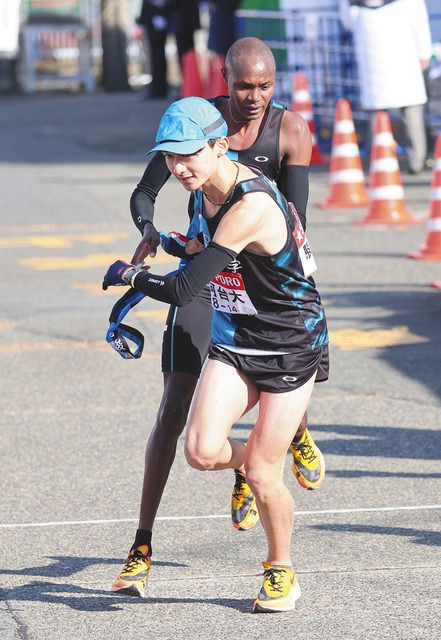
[186,171,328,355]
[211,97,286,182]
[186,98,285,223]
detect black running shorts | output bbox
[208,344,329,393]
[161,287,212,375]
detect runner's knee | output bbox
[246,469,282,502]
[155,395,191,438]
[184,435,222,471]
[184,447,210,471]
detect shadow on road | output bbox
[0,581,251,613]
[0,555,186,579]
[327,469,441,480]
[325,289,441,401]
[309,523,441,547]
[235,422,441,465]
[0,94,167,164]
[312,423,441,461]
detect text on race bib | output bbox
[289,203,317,278]
[210,272,257,315]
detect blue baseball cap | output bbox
[148,97,228,155]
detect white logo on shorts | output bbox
[282,375,298,382]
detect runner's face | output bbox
[163,144,218,191]
[228,62,275,121]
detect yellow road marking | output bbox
[0,232,128,249]
[73,282,121,296]
[0,222,118,233]
[20,254,120,270]
[133,309,168,322]
[330,326,430,351]
[72,283,167,318]
[0,325,427,353]
[0,341,160,355]
[72,284,170,305]
[0,341,108,352]
[0,320,16,330]
[20,252,178,271]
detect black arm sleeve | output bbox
[276,164,309,231]
[130,152,171,234]
[132,242,237,306]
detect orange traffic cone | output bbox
[291,72,325,165]
[357,111,417,225]
[409,134,441,259]
[181,49,205,98]
[206,54,228,98]
[319,98,369,209]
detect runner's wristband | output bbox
[121,265,138,284]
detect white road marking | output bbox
[0,504,440,529]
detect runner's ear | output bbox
[216,136,229,157]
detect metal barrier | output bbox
[236,8,441,138]
[19,22,95,93]
[236,9,360,120]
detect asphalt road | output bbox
[0,91,440,640]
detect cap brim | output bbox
[147,139,208,155]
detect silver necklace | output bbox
[202,163,239,206]
[228,100,246,125]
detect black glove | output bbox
[102,260,137,290]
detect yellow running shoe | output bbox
[253,562,301,613]
[110,544,151,598]
[290,428,325,490]
[231,470,260,531]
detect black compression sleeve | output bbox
[277,164,309,231]
[130,152,171,234]
[132,242,237,306]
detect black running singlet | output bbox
[196,171,328,354]
[211,97,286,182]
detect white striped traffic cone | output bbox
[319,98,369,209]
[357,111,418,225]
[409,133,441,259]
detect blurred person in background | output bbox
[207,1,241,56]
[137,1,200,98]
[339,0,433,174]
[137,0,172,98]
[171,0,200,67]
[0,0,21,92]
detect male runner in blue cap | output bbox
[111,37,326,600]
[103,96,328,612]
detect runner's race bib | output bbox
[210,271,257,315]
[289,203,317,277]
